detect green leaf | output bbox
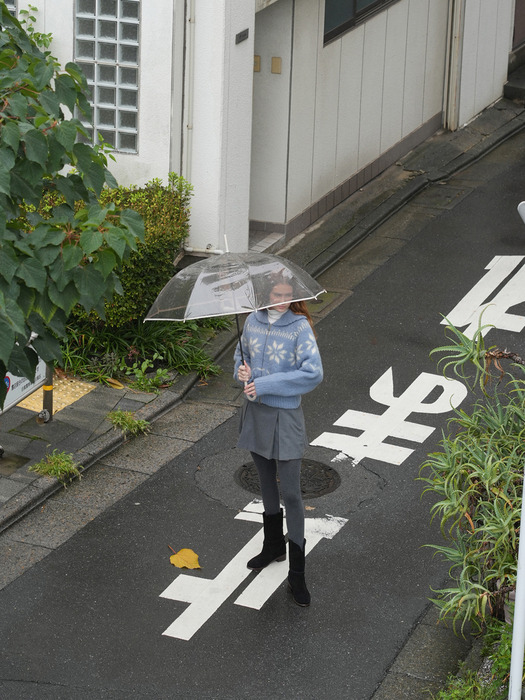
[48,256,74,292]
[23,127,48,168]
[0,161,12,196]
[80,203,108,227]
[15,158,44,187]
[39,89,61,118]
[104,227,127,260]
[31,333,62,364]
[6,92,28,119]
[10,170,41,206]
[1,297,27,335]
[105,168,118,189]
[46,134,66,172]
[16,285,35,316]
[55,119,77,151]
[73,265,105,309]
[0,243,18,283]
[47,279,79,315]
[65,62,88,88]
[34,244,61,266]
[54,73,79,112]
[17,257,47,292]
[79,228,104,255]
[0,120,20,152]
[93,248,117,279]
[7,342,38,381]
[56,175,79,208]
[31,59,54,91]
[120,208,145,244]
[32,289,57,324]
[83,160,105,195]
[61,244,84,269]
[0,319,15,366]
[72,142,94,173]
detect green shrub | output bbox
[75,172,192,328]
[60,316,227,383]
[419,319,525,633]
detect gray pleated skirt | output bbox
[237,400,308,461]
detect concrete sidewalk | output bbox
[1,95,525,698]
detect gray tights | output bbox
[251,452,304,546]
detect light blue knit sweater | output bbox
[233,309,323,409]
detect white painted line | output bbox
[160,575,210,603]
[162,529,264,640]
[160,506,348,640]
[234,516,347,609]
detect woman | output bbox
[234,274,323,606]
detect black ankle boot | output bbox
[247,509,286,570]
[287,538,310,606]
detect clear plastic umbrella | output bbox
[145,251,325,364]
[145,252,325,322]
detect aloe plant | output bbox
[420,319,525,633]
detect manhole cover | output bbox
[234,460,340,499]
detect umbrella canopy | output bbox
[145,252,325,322]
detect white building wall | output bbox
[250,0,293,224]
[457,0,514,127]
[253,0,451,227]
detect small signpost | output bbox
[1,358,47,416]
[0,358,48,459]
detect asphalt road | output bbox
[1,134,525,699]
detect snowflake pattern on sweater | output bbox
[234,309,323,409]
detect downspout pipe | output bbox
[443,0,465,131]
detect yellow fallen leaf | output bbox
[105,377,125,389]
[169,546,201,569]
[305,505,316,511]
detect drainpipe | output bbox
[443,0,465,131]
[183,0,195,182]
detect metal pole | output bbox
[41,363,53,422]
[508,463,525,699]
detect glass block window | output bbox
[75,0,140,153]
[5,1,17,16]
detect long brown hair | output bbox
[290,300,317,337]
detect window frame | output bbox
[5,1,17,16]
[324,0,401,44]
[74,0,141,154]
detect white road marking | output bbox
[311,368,467,465]
[160,501,347,640]
[442,255,525,338]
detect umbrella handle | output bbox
[245,382,256,402]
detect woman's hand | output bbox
[238,362,252,383]
[243,381,257,399]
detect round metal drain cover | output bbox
[234,460,340,499]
